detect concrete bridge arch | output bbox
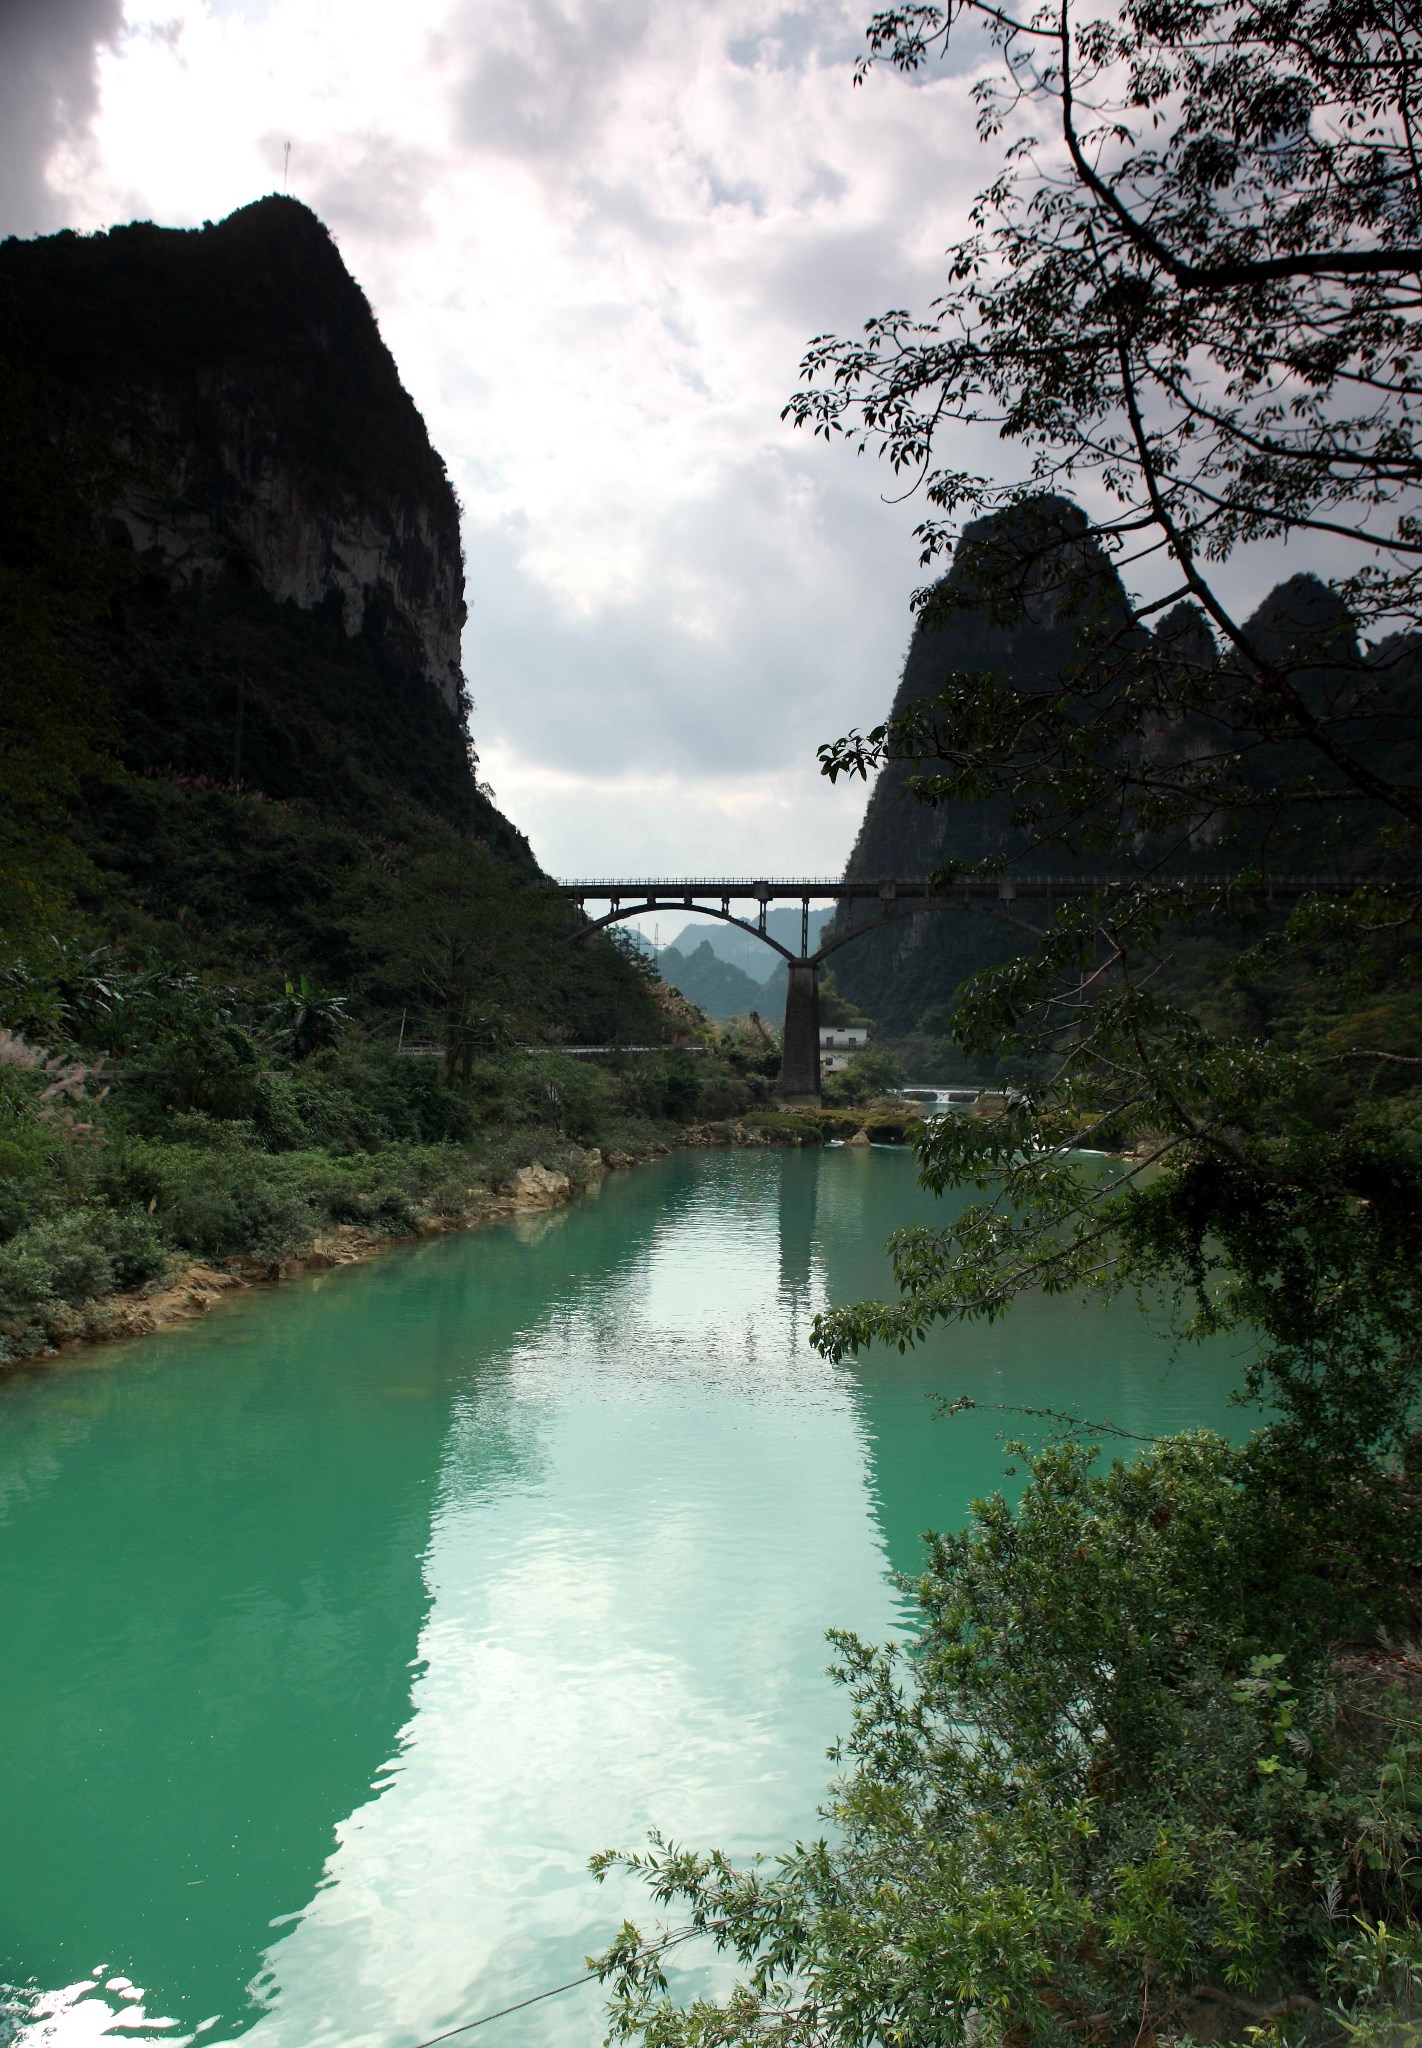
[557,874,1385,1103]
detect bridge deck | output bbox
[555,871,1414,1104]
[556,873,1407,901]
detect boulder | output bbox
[506,1162,573,1206]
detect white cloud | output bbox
[0,0,124,236]
[476,744,870,877]
[12,0,1001,873]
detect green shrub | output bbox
[316,1174,418,1232]
[742,1111,824,1142]
[95,1137,171,1213]
[0,1232,66,1317]
[285,1045,472,1150]
[662,1053,703,1120]
[0,1128,56,1243]
[693,1072,754,1121]
[607,1052,710,1124]
[124,1031,264,1128]
[822,1047,905,1106]
[529,1054,611,1143]
[161,1112,262,1150]
[0,1177,42,1244]
[97,1208,167,1288]
[249,1069,307,1150]
[161,1171,317,1261]
[0,1138,38,1180]
[22,1212,115,1303]
[598,1431,1422,2045]
[423,1175,482,1217]
[0,1202,162,1322]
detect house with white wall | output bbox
[819,1024,868,1074]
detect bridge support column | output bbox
[778,959,820,1105]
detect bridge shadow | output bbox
[776,1145,819,1298]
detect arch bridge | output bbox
[556,874,1392,1104]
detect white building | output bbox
[819,1025,868,1074]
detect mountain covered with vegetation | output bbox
[0,196,665,1031]
[831,505,1421,1069]
[656,939,779,1021]
[0,197,780,1364]
[654,912,838,1023]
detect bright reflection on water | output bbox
[1,1148,1250,2048]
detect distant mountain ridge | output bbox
[657,940,780,1021]
[653,910,838,1022]
[659,909,833,969]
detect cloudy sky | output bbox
[2,0,1027,879]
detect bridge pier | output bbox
[778,959,820,1105]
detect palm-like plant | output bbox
[271,975,349,1061]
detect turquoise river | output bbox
[1,1146,1250,2048]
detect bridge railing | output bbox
[556,877,848,890]
[556,874,1412,896]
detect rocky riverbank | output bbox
[7,1120,843,1371]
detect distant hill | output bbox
[658,941,780,1022]
[654,909,838,1024]
[661,908,834,971]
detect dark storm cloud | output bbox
[0,0,123,237]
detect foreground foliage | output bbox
[596,1432,1422,2048]
[593,0,1422,2037]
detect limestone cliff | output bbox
[1,196,466,718]
[0,195,521,851]
[112,381,466,719]
[832,503,1126,1040]
[830,508,1390,1048]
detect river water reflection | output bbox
[1,1147,1250,2048]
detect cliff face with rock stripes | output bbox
[4,195,468,713]
[0,196,509,841]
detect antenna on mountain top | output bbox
[283,141,291,189]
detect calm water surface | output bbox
[1,1147,1250,2048]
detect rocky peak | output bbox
[0,197,467,717]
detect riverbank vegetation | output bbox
[594,0,1422,2040]
[0,941,786,1366]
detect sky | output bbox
[0,0,1026,880]
[0,0,1352,889]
